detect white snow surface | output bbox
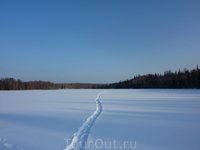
[0,89,200,150]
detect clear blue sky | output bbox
[1,0,200,83]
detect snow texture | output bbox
[0,89,200,150]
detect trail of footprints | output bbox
[64,92,106,150]
[1,92,107,150]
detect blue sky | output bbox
[1,0,200,83]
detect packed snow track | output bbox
[64,92,106,150]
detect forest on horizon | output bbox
[0,65,200,90]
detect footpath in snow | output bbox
[64,92,106,150]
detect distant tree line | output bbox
[0,78,100,90]
[97,65,200,89]
[1,66,200,90]
[0,79,57,90]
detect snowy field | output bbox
[0,89,200,150]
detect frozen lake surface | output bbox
[0,89,200,150]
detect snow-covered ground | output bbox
[0,89,200,150]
